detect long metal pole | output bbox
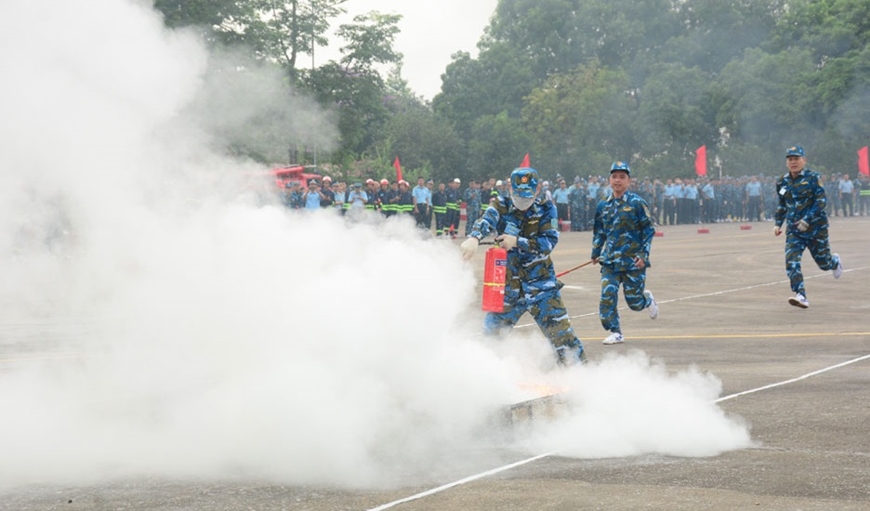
[311,1,317,172]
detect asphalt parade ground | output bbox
[2,216,869,510]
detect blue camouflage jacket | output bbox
[469,196,560,293]
[591,190,655,271]
[774,168,828,234]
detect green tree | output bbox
[468,111,533,180]
[242,0,347,82]
[373,99,465,182]
[718,48,821,151]
[488,0,682,72]
[635,62,718,177]
[153,0,347,81]
[661,0,785,73]
[153,0,251,42]
[433,44,537,142]
[301,11,403,163]
[522,62,636,178]
[335,11,402,72]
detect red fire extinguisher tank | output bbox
[482,246,508,312]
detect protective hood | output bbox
[512,195,536,211]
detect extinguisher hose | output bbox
[478,240,592,278]
[555,259,594,278]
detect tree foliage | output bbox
[153,0,870,180]
[431,0,870,179]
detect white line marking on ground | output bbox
[714,353,870,403]
[367,352,870,510]
[518,266,868,328]
[365,453,554,511]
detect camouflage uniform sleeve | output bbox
[590,200,606,260]
[469,197,503,240]
[636,196,655,266]
[774,176,786,227]
[518,201,559,255]
[805,173,827,223]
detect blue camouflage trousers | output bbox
[465,207,480,236]
[599,266,650,333]
[484,287,582,353]
[785,229,836,296]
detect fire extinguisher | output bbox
[482,244,508,312]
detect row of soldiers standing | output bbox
[286,172,870,229]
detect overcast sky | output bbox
[320,0,499,99]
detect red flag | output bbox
[695,145,707,176]
[393,157,403,182]
[858,146,869,177]
[520,153,530,167]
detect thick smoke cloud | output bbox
[0,0,751,492]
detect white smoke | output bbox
[0,0,751,492]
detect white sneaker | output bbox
[833,254,843,279]
[644,290,659,319]
[788,293,809,309]
[603,332,624,345]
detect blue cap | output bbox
[610,161,631,175]
[510,167,539,198]
[786,146,805,157]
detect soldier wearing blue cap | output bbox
[460,167,586,366]
[591,162,659,345]
[774,146,844,308]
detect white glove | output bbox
[496,234,518,250]
[460,237,479,260]
[797,219,809,232]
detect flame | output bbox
[518,382,569,398]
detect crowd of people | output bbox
[280,170,870,235]
[549,172,870,229]
[280,175,510,237]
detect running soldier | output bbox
[774,146,844,308]
[591,162,659,345]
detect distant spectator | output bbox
[745,175,763,221]
[552,179,570,225]
[377,179,391,215]
[838,173,854,217]
[432,181,448,236]
[463,180,482,236]
[332,181,345,213]
[320,176,335,208]
[283,182,303,209]
[346,182,368,210]
[412,177,432,229]
[303,180,324,210]
[397,180,414,215]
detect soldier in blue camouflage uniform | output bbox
[774,146,844,309]
[568,177,586,231]
[591,162,659,345]
[463,180,482,236]
[283,182,303,209]
[460,167,586,366]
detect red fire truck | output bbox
[270,165,322,190]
